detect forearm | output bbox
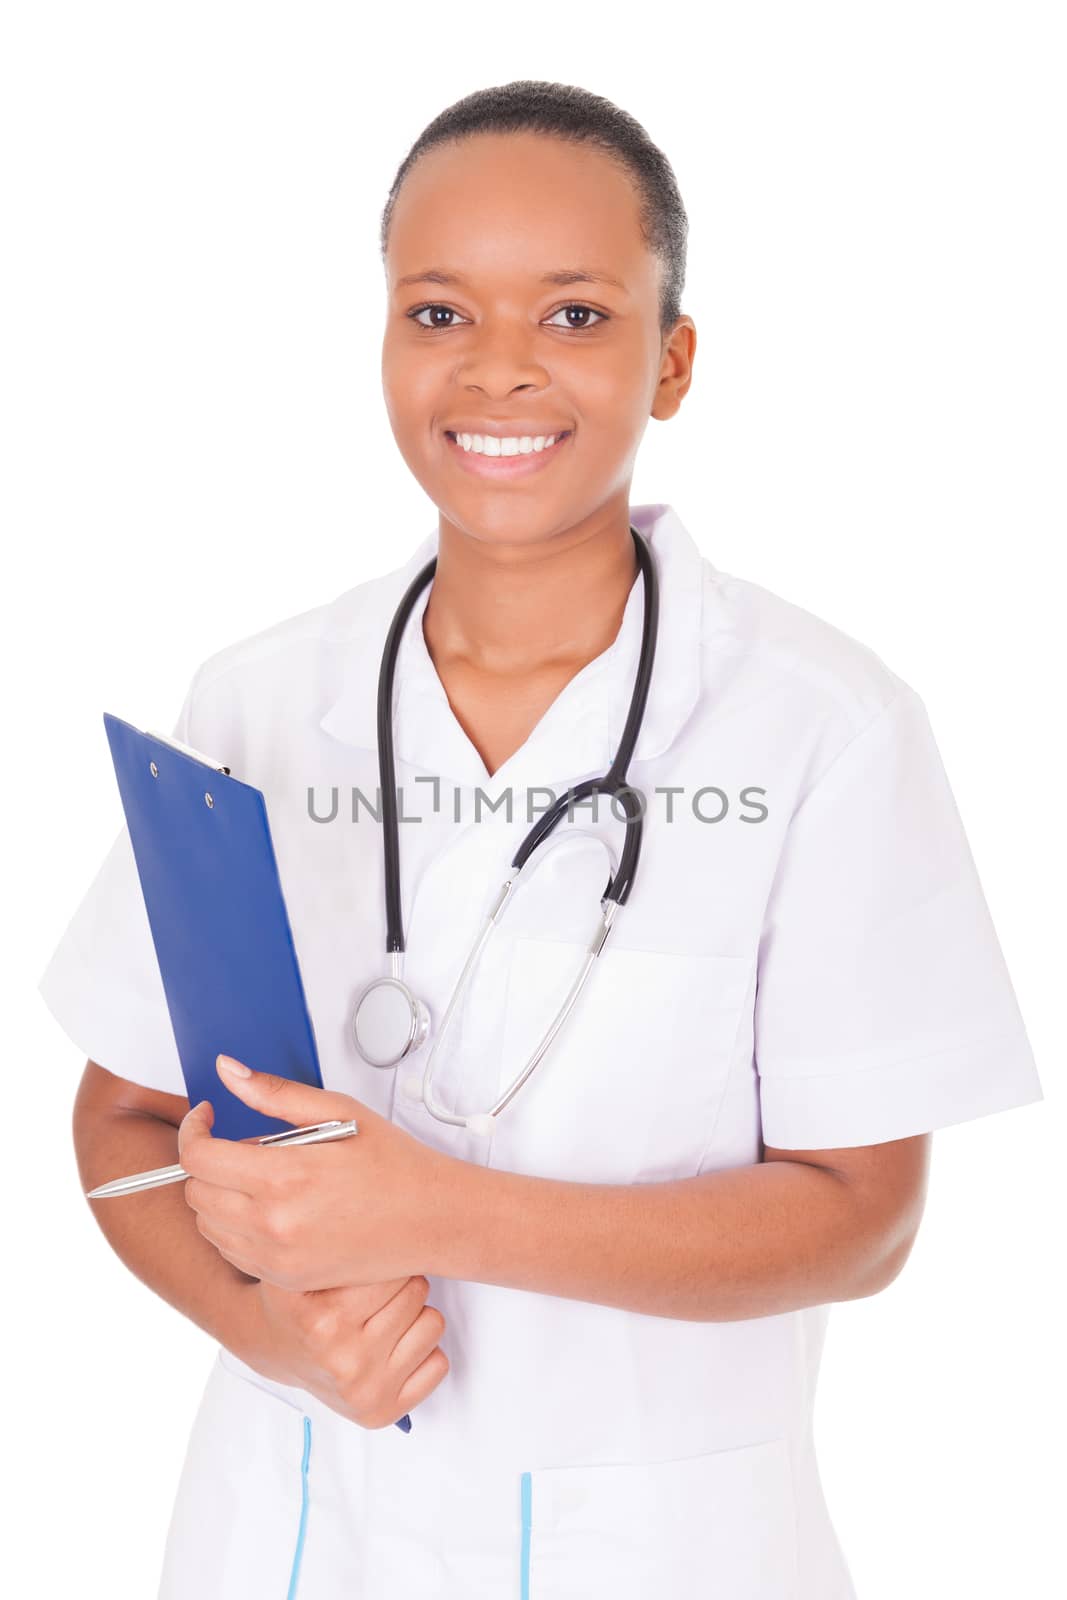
[429,1155,910,1321]
[75,1103,264,1355]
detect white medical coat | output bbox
[38,503,1043,1598]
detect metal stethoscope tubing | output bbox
[352,524,660,1132]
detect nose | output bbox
[455,320,552,397]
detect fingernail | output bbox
[217,1054,251,1078]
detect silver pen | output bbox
[86,1118,360,1199]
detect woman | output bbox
[40,80,1042,1598]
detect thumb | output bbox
[178,1096,215,1161]
[215,1054,359,1130]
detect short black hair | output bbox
[380,80,689,337]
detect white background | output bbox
[4,3,1063,1595]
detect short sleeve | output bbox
[755,685,1043,1148]
[36,669,205,1097]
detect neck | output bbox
[422,510,639,679]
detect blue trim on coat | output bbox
[520,1471,532,1599]
[286,1416,313,1600]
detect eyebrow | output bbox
[394,266,627,291]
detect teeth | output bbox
[452,432,562,455]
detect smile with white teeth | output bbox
[446,431,569,455]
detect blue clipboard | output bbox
[103,713,324,1141]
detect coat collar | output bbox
[318,503,708,794]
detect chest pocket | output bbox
[486,937,752,1183]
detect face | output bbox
[381,131,695,550]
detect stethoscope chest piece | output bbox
[353,976,430,1068]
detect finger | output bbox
[215,1055,361,1130]
[389,1301,446,1375]
[395,1344,450,1413]
[304,1279,413,1328]
[177,1098,214,1163]
[184,1177,255,1235]
[364,1276,432,1346]
[337,1277,414,1315]
[195,1218,260,1274]
[178,1100,262,1192]
[178,1124,264,1193]
[212,1239,263,1281]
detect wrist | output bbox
[422,1145,489,1280]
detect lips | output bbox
[442,428,574,479]
[443,424,573,440]
[443,429,573,446]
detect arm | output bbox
[429,1134,932,1321]
[72,1060,265,1349]
[73,1061,450,1427]
[182,1061,932,1324]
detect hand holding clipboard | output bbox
[97,715,414,1434]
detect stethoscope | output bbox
[352,523,659,1135]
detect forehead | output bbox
[386,131,650,291]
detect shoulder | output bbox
[697,558,917,738]
[182,560,409,747]
[195,568,397,689]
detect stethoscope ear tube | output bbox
[376,554,439,956]
[357,524,660,1112]
[508,527,658,907]
[509,774,645,906]
[375,525,657,944]
[604,528,659,788]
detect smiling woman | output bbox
[374,119,699,783]
[38,76,1043,1600]
[378,91,693,570]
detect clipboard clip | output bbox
[144,728,231,775]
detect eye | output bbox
[544,304,609,331]
[407,304,468,330]
[405,302,610,332]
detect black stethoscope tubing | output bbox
[376,523,659,956]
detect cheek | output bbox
[381,335,442,436]
[579,346,656,430]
